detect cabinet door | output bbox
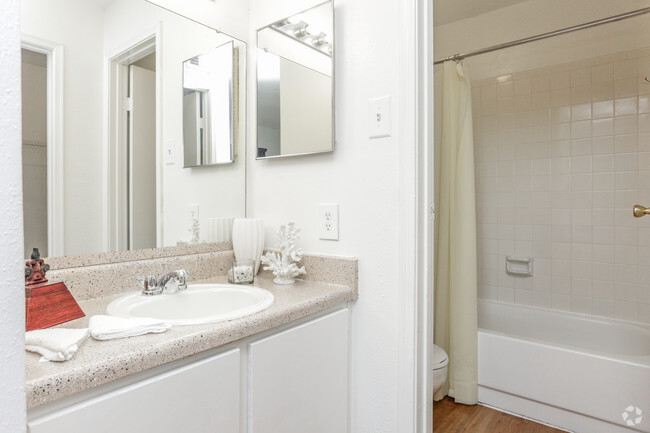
[248,309,349,433]
[28,349,240,433]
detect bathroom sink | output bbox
[106,284,274,325]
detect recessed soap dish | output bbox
[506,256,534,276]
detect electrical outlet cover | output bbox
[319,204,339,241]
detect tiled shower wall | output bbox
[473,47,650,324]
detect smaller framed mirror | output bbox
[183,41,238,167]
[256,0,333,159]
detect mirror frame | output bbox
[255,0,335,160]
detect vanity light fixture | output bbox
[270,19,332,57]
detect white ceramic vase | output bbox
[232,218,265,274]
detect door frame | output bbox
[21,34,65,258]
[103,25,163,252]
[396,0,434,431]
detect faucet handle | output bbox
[177,269,189,291]
[137,275,162,296]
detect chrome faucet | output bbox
[137,267,189,296]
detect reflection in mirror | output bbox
[20,0,247,259]
[256,0,333,159]
[183,41,238,167]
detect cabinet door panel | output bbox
[248,309,349,433]
[29,349,240,433]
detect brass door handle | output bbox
[633,204,650,217]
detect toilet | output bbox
[433,344,448,395]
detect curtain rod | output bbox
[433,7,650,65]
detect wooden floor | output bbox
[433,397,565,433]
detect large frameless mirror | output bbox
[20,0,247,259]
[256,0,333,159]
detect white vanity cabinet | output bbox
[27,307,350,433]
[248,308,350,433]
[28,349,241,433]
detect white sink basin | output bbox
[106,284,274,325]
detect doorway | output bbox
[106,33,160,252]
[21,48,48,258]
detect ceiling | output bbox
[434,0,530,26]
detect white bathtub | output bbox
[478,300,650,433]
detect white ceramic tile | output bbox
[551,106,571,123]
[571,120,592,138]
[531,76,550,93]
[591,63,613,82]
[570,139,592,158]
[593,155,614,172]
[570,86,591,104]
[592,100,614,119]
[615,115,638,135]
[615,171,637,190]
[592,263,614,283]
[596,52,627,65]
[550,72,570,89]
[513,94,532,111]
[592,190,615,209]
[615,97,638,116]
[497,81,514,98]
[571,103,592,121]
[591,137,614,156]
[639,113,650,133]
[481,84,497,100]
[615,153,637,171]
[592,118,614,137]
[592,244,614,263]
[497,97,514,114]
[592,298,615,318]
[614,134,638,153]
[550,88,570,107]
[551,226,571,243]
[613,59,637,80]
[552,293,571,311]
[570,68,591,86]
[592,81,614,101]
[533,292,553,308]
[593,172,614,191]
[513,79,531,96]
[592,226,614,245]
[551,140,571,157]
[614,78,638,98]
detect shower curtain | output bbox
[434,61,478,405]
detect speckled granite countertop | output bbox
[26,272,357,409]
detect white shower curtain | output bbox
[434,61,478,405]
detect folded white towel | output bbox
[89,315,171,341]
[25,328,90,362]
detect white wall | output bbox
[103,0,247,246]
[22,0,105,257]
[0,0,26,430]
[249,0,407,430]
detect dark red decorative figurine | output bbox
[25,247,50,285]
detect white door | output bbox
[128,65,156,250]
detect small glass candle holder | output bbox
[228,259,255,284]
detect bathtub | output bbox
[478,300,650,433]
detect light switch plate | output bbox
[165,139,175,165]
[368,96,391,139]
[319,204,339,241]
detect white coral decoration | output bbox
[260,222,307,285]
